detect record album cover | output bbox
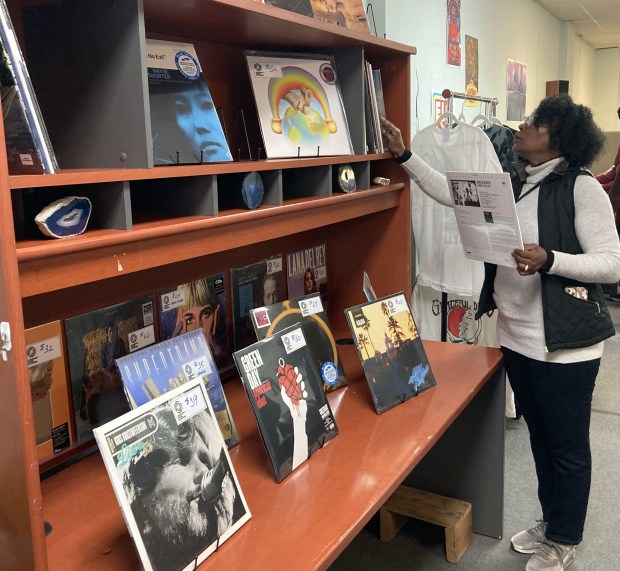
[230,255,287,351]
[264,0,313,16]
[25,321,72,462]
[146,39,232,165]
[250,292,347,393]
[65,295,156,442]
[286,243,327,303]
[233,324,339,481]
[245,51,353,158]
[93,379,251,571]
[345,292,436,414]
[310,0,370,33]
[157,272,232,373]
[0,2,58,174]
[116,329,239,448]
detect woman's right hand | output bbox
[381,117,407,158]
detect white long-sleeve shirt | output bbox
[401,153,620,363]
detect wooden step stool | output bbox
[380,486,473,564]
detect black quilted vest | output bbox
[475,164,615,352]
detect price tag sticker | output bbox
[300,295,323,317]
[282,327,306,354]
[314,265,327,281]
[266,257,283,274]
[251,61,283,79]
[171,384,208,424]
[386,294,408,315]
[128,325,156,352]
[26,335,62,367]
[160,289,186,312]
[181,355,213,380]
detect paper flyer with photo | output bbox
[445,171,524,267]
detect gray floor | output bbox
[329,301,620,571]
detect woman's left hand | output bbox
[512,243,547,276]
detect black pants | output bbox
[501,346,599,545]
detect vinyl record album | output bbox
[241,171,264,209]
[337,164,356,193]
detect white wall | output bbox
[593,48,620,130]
[383,0,598,136]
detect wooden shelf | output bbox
[41,341,502,571]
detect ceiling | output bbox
[535,0,620,49]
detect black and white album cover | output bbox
[94,379,251,571]
[233,324,339,482]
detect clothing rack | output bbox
[442,88,499,116]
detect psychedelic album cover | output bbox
[264,0,313,17]
[286,243,327,304]
[116,329,239,448]
[250,292,347,393]
[310,0,370,33]
[25,321,72,462]
[146,38,232,165]
[233,324,339,482]
[230,255,287,351]
[245,50,353,158]
[65,295,156,442]
[345,292,436,414]
[157,272,232,374]
[93,379,251,571]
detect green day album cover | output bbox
[157,272,233,374]
[249,292,347,393]
[244,50,353,158]
[93,379,251,571]
[65,295,156,443]
[286,243,328,305]
[230,255,287,352]
[146,38,232,165]
[116,329,239,448]
[344,292,436,414]
[233,324,339,482]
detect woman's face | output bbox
[304,271,315,293]
[513,114,556,165]
[177,303,215,338]
[173,90,230,161]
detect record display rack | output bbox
[0,0,423,569]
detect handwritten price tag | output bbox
[128,325,156,352]
[181,355,213,380]
[171,384,207,424]
[282,327,306,354]
[300,294,323,317]
[160,289,186,312]
[266,257,283,274]
[387,294,408,315]
[26,335,62,367]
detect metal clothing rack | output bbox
[442,88,499,116]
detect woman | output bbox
[382,94,620,571]
[304,267,318,295]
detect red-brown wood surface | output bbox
[42,341,502,571]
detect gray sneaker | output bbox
[511,520,547,554]
[526,541,576,571]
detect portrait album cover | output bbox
[64,295,156,443]
[286,243,328,304]
[245,50,353,158]
[25,320,72,463]
[230,255,287,352]
[116,329,239,448]
[146,38,232,165]
[93,379,251,571]
[249,292,347,393]
[344,292,436,414]
[233,323,339,482]
[157,272,232,374]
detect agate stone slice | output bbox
[35,196,92,238]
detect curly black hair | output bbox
[531,94,605,168]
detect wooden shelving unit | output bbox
[0,1,424,569]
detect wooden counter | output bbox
[42,341,504,570]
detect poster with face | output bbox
[447,0,461,67]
